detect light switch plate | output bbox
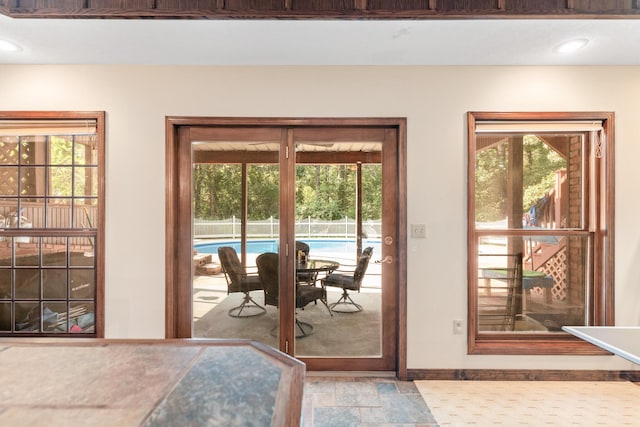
[410,224,426,238]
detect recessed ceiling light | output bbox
[555,38,589,54]
[0,39,21,52]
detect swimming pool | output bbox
[194,238,381,258]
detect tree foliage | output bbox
[475,135,566,223]
[193,163,382,221]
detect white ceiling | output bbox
[1,15,640,66]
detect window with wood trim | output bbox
[467,112,614,355]
[0,112,104,337]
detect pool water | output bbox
[194,239,380,258]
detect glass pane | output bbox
[478,234,587,334]
[0,269,10,298]
[20,136,45,166]
[0,118,100,337]
[20,167,45,196]
[475,133,583,230]
[46,198,72,228]
[49,136,73,165]
[70,269,94,299]
[74,167,98,197]
[192,139,279,348]
[0,167,19,195]
[74,136,98,166]
[0,200,16,224]
[70,249,94,267]
[0,302,10,331]
[43,237,67,266]
[22,198,43,228]
[73,200,97,229]
[43,302,68,332]
[15,302,39,332]
[15,269,40,299]
[0,139,19,165]
[0,268,11,299]
[43,269,67,299]
[295,142,383,357]
[0,237,11,266]
[48,166,72,197]
[15,240,39,266]
[70,302,95,333]
[4,212,33,230]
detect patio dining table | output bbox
[296,258,340,276]
[479,268,555,305]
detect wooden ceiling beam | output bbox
[193,150,380,164]
[1,0,639,19]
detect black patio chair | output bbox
[217,246,266,318]
[295,241,316,285]
[256,251,328,338]
[322,246,373,313]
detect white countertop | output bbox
[563,326,640,365]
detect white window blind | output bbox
[0,120,97,136]
[475,121,603,133]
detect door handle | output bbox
[380,255,393,264]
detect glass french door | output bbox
[190,127,283,349]
[291,128,392,369]
[173,119,400,372]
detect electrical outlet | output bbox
[453,319,463,335]
[410,224,426,238]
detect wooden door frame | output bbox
[165,116,408,378]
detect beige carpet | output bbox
[415,380,640,426]
[194,287,382,357]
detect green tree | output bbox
[474,135,566,224]
[193,162,382,221]
[522,135,566,211]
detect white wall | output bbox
[1,65,639,371]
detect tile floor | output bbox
[303,376,438,427]
[414,380,640,427]
[303,377,640,427]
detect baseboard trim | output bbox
[407,369,640,382]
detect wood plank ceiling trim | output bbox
[1,0,639,19]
